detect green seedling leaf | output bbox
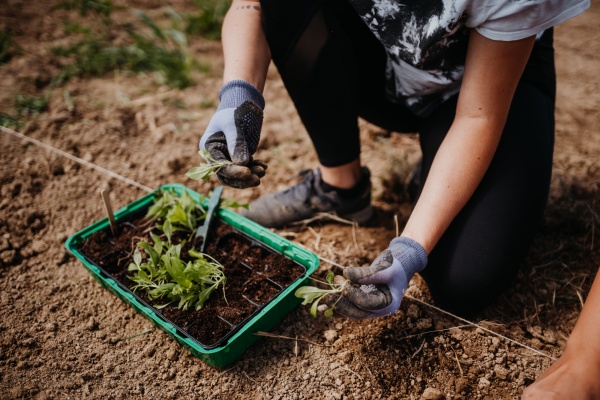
[162,219,173,243]
[294,273,347,318]
[221,199,250,209]
[295,286,333,305]
[310,297,321,318]
[185,149,233,181]
[129,188,233,311]
[326,270,335,285]
[129,248,142,271]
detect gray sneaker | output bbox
[241,168,373,228]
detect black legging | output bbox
[260,0,556,316]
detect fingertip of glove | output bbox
[250,165,266,179]
[253,159,268,170]
[220,164,252,179]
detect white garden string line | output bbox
[318,246,557,360]
[2,125,556,361]
[405,295,557,361]
[0,126,154,193]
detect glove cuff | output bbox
[218,79,265,111]
[389,236,428,277]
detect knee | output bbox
[420,267,518,318]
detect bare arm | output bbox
[522,269,600,399]
[401,30,536,253]
[221,0,271,91]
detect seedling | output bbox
[71,184,318,364]
[294,271,347,318]
[128,189,228,310]
[128,235,226,310]
[185,149,233,182]
[146,188,206,237]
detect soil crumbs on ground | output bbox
[1,1,599,399]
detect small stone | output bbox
[166,348,179,362]
[338,350,353,363]
[0,236,9,251]
[455,377,469,393]
[86,317,99,331]
[82,152,94,162]
[416,318,432,330]
[421,387,444,399]
[324,330,338,342]
[478,377,491,388]
[494,364,509,380]
[406,304,420,319]
[31,240,49,254]
[449,327,463,341]
[45,322,57,332]
[0,250,17,265]
[529,338,544,350]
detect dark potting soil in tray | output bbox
[77,213,306,349]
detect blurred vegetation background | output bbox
[0,0,232,127]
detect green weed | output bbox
[63,20,92,35]
[51,8,193,89]
[51,0,122,18]
[14,94,49,115]
[0,113,21,128]
[185,0,231,40]
[0,31,16,63]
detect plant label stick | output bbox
[101,188,118,236]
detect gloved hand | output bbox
[200,79,267,188]
[332,236,428,319]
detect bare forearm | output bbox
[402,118,501,253]
[401,31,535,254]
[521,269,600,399]
[566,270,600,354]
[222,0,271,91]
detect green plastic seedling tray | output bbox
[65,183,319,368]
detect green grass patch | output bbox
[0,113,22,128]
[185,0,231,40]
[51,8,193,89]
[14,94,49,115]
[51,0,123,18]
[0,31,17,63]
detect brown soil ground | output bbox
[1,1,599,399]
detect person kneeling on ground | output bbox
[196,1,598,398]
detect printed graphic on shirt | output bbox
[349,0,469,116]
[348,0,589,116]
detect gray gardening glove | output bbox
[200,79,267,189]
[333,237,428,319]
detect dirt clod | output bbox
[0,1,598,399]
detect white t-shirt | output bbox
[348,0,590,116]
